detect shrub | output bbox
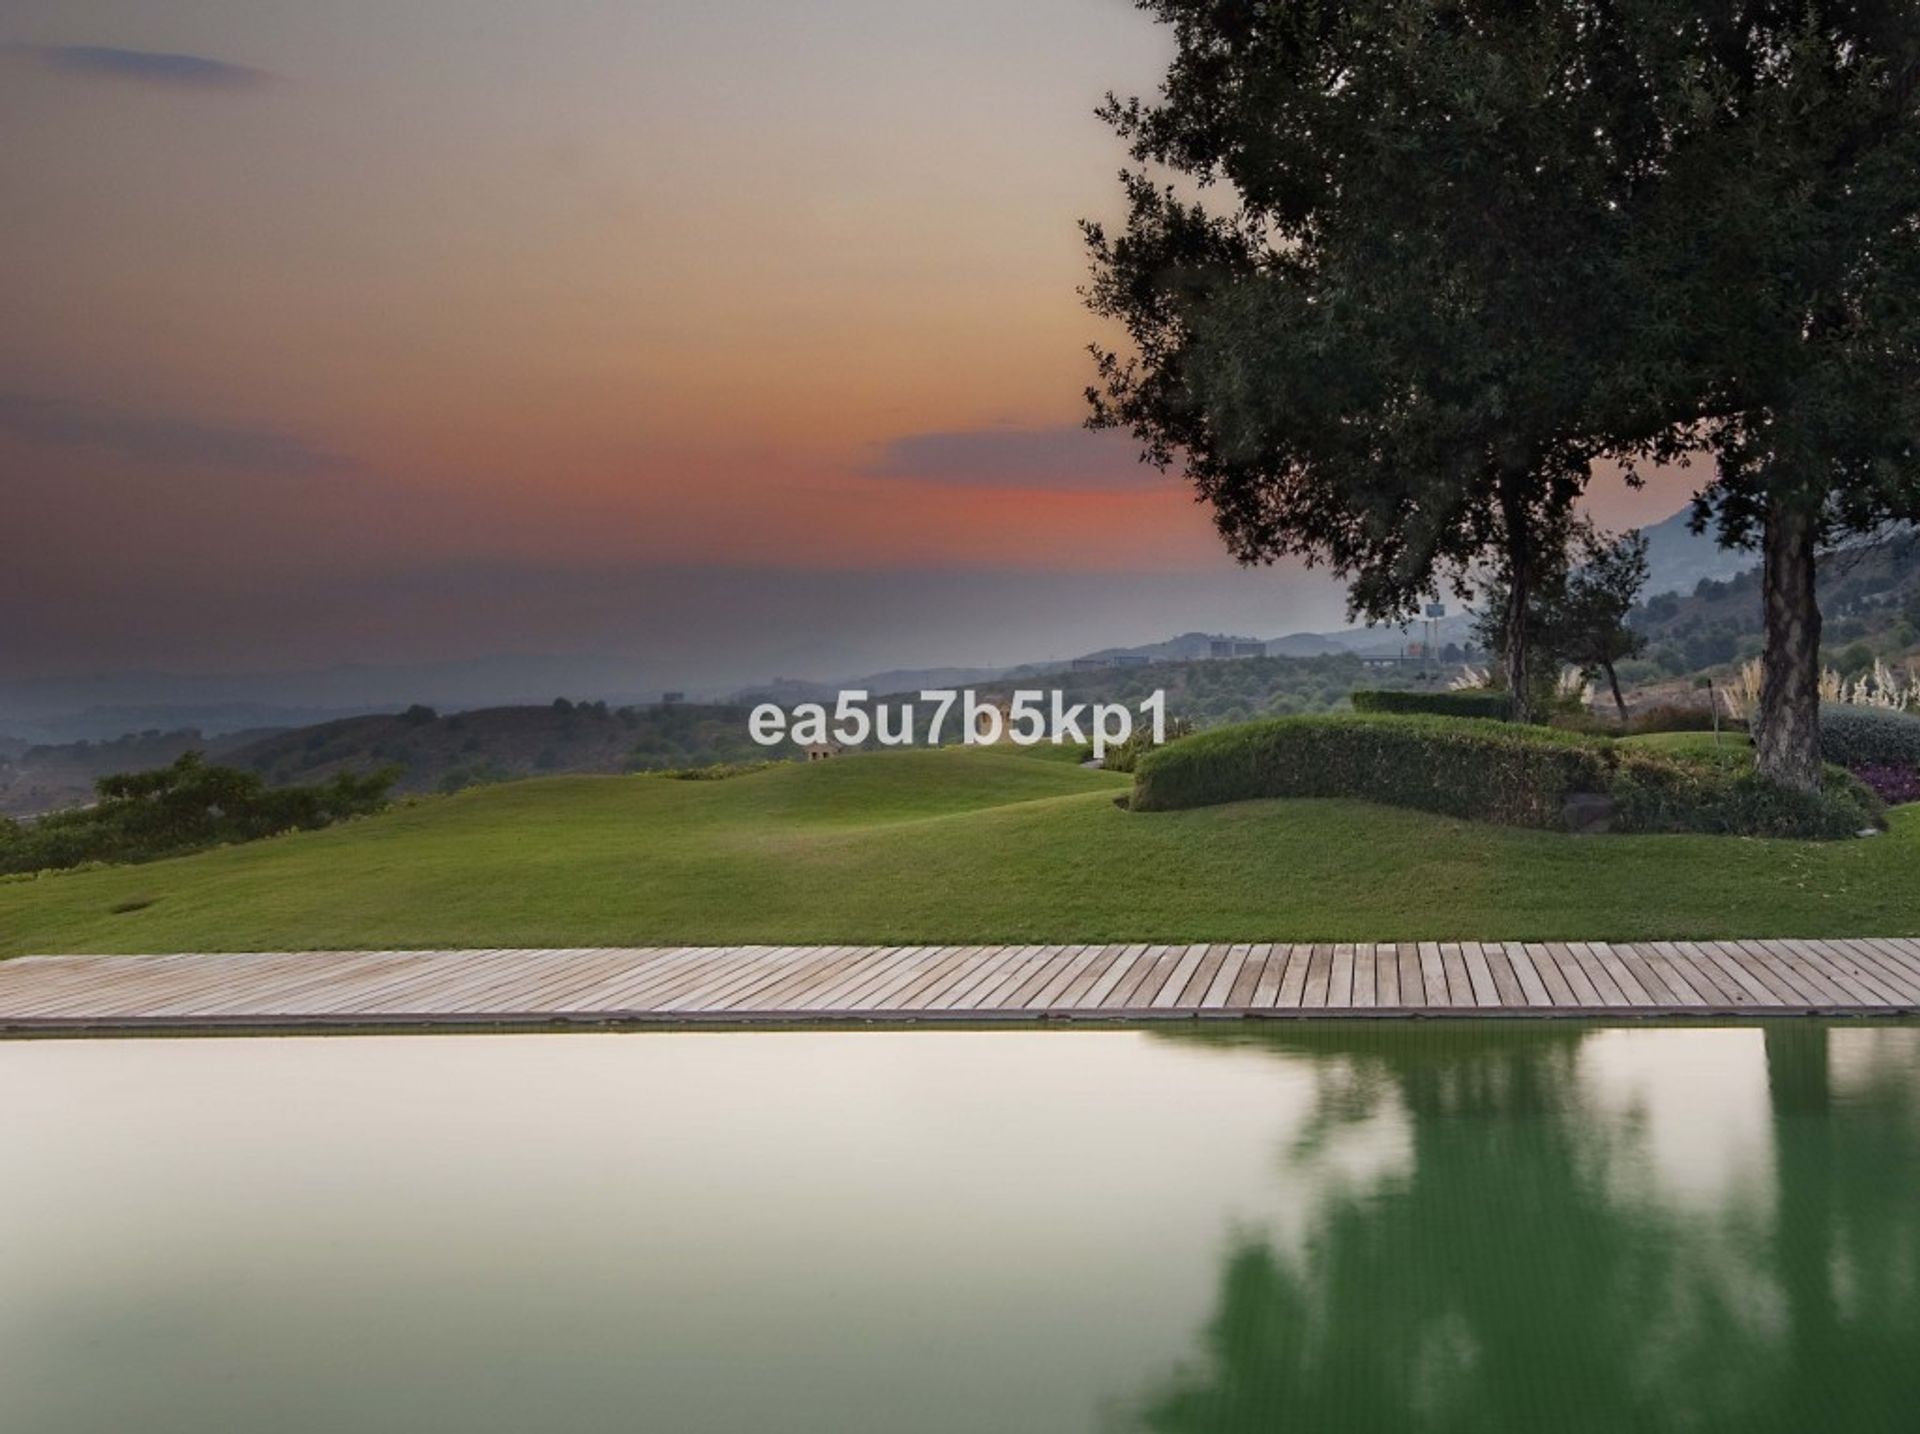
[1819,704,1920,768]
[1133,715,1606,827]
[653,760,783,781]
[0,753,398,875]
[1102,715,1197,774]
[1350,689,1514,721]
[1606,756,1879,839]
[1130,714,1880,838]
[1852,765,1920,807]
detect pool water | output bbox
[3,1023,1916,1433]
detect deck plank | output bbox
[1085,944,1156,1009]
[1177,945,1230,1007]
[2,938,1916,1028]
[1148,945,1209,1010]
[1460,943,1501,1008]
[1396,945,1424,1006]
[1328,944,1357,1008]
[923,944,1036,1011]
[1503,943,1553,1006]
[1273,945,1312,1008]
[1225,944,1268,1008]
[1842,939,1920,1003]
[1484,944,1524,1008]
[1350,945,1378,1010]
[1373,944,1401,1007]
[1302,944,1334,1010]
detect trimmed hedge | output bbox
[1130,714,1881,839]
[1351,689,1515,721]
[1819,704,1920,769]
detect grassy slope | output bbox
[1,746,1914,955]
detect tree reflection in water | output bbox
[1117,1022,1920,1434]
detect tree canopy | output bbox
[1627,3,1920,787]
[1084,0,1680,716]
[1086,0,1920,757]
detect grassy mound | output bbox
[1131,715,1881,838]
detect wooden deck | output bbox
[1,939,1918,1032]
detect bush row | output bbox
[1819,703,1920,769]
[1130,714,1881,839]
[1350,689,1515,721]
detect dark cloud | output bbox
[863,425,1166,490]
[9,44,271,91]
[0,393,347,477]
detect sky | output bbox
[1,1,1700,696]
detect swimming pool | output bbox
[3,1023,1914,1432]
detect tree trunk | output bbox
[1503,571,1533,723]
[1755,499,1824,792]
[1500,480,1535,724]
[1604,662,1629,727]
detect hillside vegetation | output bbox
[1628,535,1920,680]
[4,655,1440,813]
[2,746,1915,957]
[220,700,770,795]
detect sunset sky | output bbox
[3,0,1699,694]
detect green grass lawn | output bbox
[1,745,1914,956]
[1619,730,1756,770]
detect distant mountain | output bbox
[1077,632,1247,664]
[0,702,377,746]
[1638,508,1758,597]
[0,653,659,744]
[1265,631,1350,656]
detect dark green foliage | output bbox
[1132,715,1607,827]
[0,752,397,875]
[438,764,509,795]
[1554,530,1650,717]
[1085,2,1690,716]
[1832,642,1878,679]
[1101,716,1196,774]
[1351,690,1514,722]
[653,760,785,781]
[400,704,438,726]
[624,705,771,771]
[1820,705,1920,769]
[1625,705,1734,737]
[960,655,1416,738]
[1606,759,1880,840]
[1474,525,1650,720]
[1130,715,1879,839]
[1628,7,1920,788]
[1554,703,1741,737]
